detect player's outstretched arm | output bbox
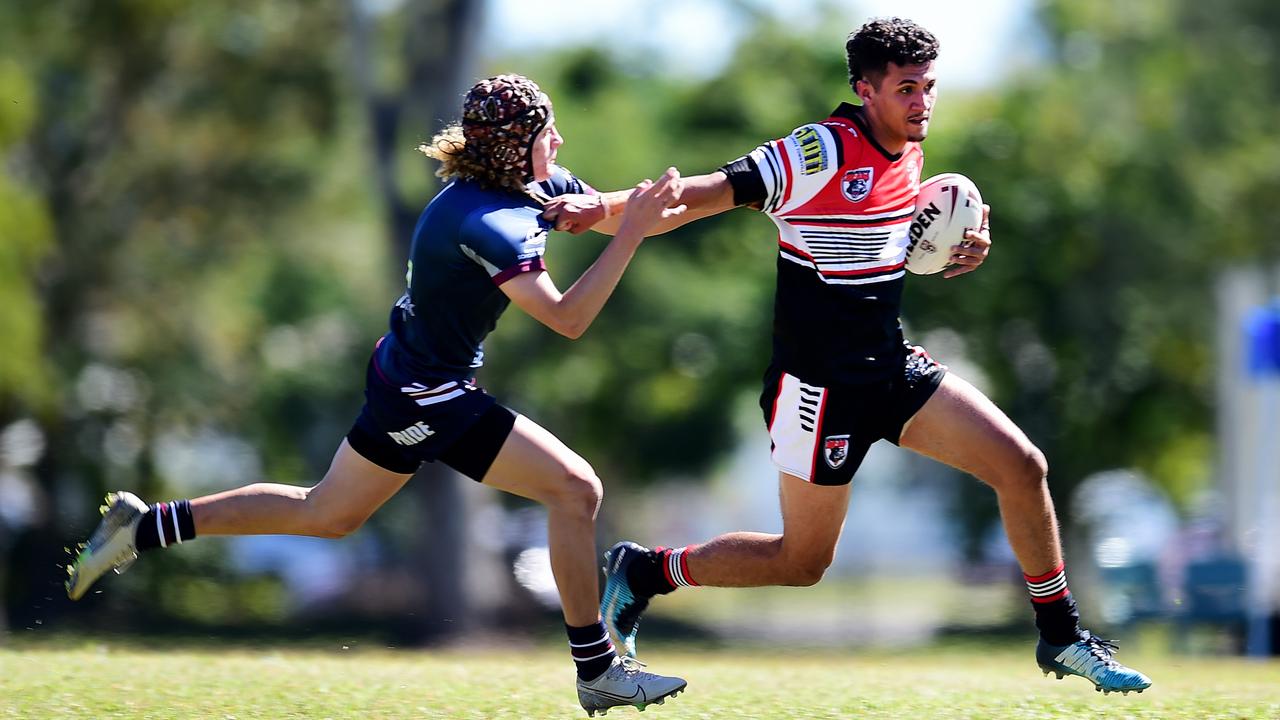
[503,168,686,338]
[543,170,734,236]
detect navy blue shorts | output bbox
[760,342,946,486]
[346,355,516,480]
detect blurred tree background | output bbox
[1,0,1277,640]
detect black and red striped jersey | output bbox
[721,103,923,385]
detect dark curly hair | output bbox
[845,17,939,93]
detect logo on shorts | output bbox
[823,434,851,469]
[841,167,874,203]
[388,421,436,447]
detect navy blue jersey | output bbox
[377,165,589,383]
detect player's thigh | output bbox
[307,439,415,523]
[779,471,852,559]
[898,372,1043,482]
[481,414,597,506]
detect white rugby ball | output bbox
[905,173,983,275]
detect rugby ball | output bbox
[905,173,983,275]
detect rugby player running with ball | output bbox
[544,18,1152,695]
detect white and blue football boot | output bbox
[1037,631,1152,694]
[600,541,654,659]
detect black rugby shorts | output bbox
[760,342,946,485]
[346,356,516,481]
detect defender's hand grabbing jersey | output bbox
[720,103,946,485]
[346,165,591,479]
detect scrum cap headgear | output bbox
[460,74,553,184]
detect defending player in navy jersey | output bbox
[545,18,1152,695]
[65,75,690,716]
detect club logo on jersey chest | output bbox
[823,434,851,469]
[841,167,874,203]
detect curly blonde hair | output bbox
[414,125,524,190]
[417,125,525,190]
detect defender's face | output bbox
[530,119,562,182]
[862,61,937,145]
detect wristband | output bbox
[600,195,613,219]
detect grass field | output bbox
[2,639,1277,719]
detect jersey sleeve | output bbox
[459,207,549,286]
[718,122,842,214]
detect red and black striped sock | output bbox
[135,500,197,551]
[1025,563,1084,646]
[660,546,699,590]
[566,620,616,681]
[626,546,700,597]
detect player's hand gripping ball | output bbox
[905,173,983,275]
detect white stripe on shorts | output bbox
[411,388,466,407]
[767,372,827,482]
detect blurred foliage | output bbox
[919,0,1280,544]
[2,0,1279,627]
[0,57,53,412]
[0,0,381,478]
[0,0,389,628]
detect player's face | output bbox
[530,120,562,182]
[863,61,937,147]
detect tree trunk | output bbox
[348,0,487,645]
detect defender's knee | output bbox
[1010,446,1049,491]
[1025,446,1049,483]
[304,487,371,539]
[986,445,1049,494]
[320,512,371,535]
[314,511,370,539]
[549,460,603,520]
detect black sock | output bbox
[1032,593,1084,646]
[135,500,197,551]
[626,546,688,598]
[1025,564,1084,645]
[566,621,615,681]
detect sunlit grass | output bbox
[3,638,1277,719]
[646,576,1025,643]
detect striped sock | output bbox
[661,546,700,589]
[135,500,197,551]
[1025,563,1083,646]
[566,621,616,681]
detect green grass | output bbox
[2,639,1277,719]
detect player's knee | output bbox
[550,460,603,519]
[1012,445,1049,490]
[1028,446,1049,480]
[985,444,1049,494]
[304,488,371,538]
[788,562,830,587]
[315,509,370,539]
[786,548,836,586]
